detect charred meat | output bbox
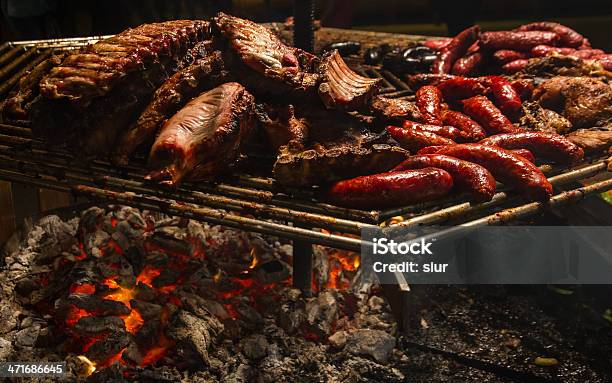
[113,51,231,165]
[519,101,573,134]
[566,126,612,153]
[254,104,309,152]
[147,82,255,186]
[369,95,422,124]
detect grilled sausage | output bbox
[402,121,467,141]
[531,45,576,57]
[502,59,529,74]
[406,73,457,88]
[510,79,535,101]
[416,85,444,125]
[451,52,484,76]
[416,143,553,201]
[480,76,523,120]
[480,31,560,52]
[325,168,454,209]
[515,22,585,48]
[437,77,486,101]
[422,38,451,50]
[440,110,486,141]
[479,132,584,164]
[432,25,480,74]
[387,125,455,152]
[393,154,496,202]
[492,49,530,64]
[511,148,536,163]
[572,49,605,59]
[462,95,522,135]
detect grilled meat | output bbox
[113,51,231,165]
[370,96,422,124]
[519,101,573,134]
[533,76,612,129]
[147,82,255,186]
[480,132,584,164]
[213,12,319,100]
[318,50,381,111]
[29,20,210,156]
[254,104,309,152]
[521,55,609,78]
[387,125,456,152]
[1,53,66,122]
[566,126,612,153]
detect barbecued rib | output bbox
[147,82,255,186]
[254,104,309,152]
[113,50,231,165]
[212,12,320,99]
[28,20,211,156]
[370,95,422,124]
[318,50,381,111]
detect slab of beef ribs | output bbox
[254,104,309,152]
[146,82,255,186]
[272,106,409,186]
[28,20,210,156]
[213,12,320,100]
[567,126,612,153]
[113,50,231,165]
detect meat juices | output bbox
[461,95,522,135]
[480,132,584,164]
[147,82,255,186]
[113,51,231,165]
[387,125,456,152]
[326,168,454,209]
[431,25,480,74]
[416,85,444,125]
[418,144,553,201]
[440,110,487,141]
[479,31,560,52]
[393,154,496,202]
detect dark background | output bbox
[1,0,611,50]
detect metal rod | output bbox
[293,238,314,297]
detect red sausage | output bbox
[510,79,535,101]
[515,22,585,48]
[393,154,496,202]
[402,121,467,141]
[387,125,455,152]
[493,49,530,64]
[461,95,522,135]
[440,110,486,141]
[326,168,454,209]
[451,52,484,76]
[572,49,605,59]
[502,59,529,74]
[531,45,576,57]
[479,132,584,164]
[432,25,481,74]
[422,38,451,50]
[480,76,523,120]
[594,54,612,71]
[416,144,553,201]
[406,74,457,88]
[511,149,536,163]
[437,77,486,101]
[480,31,560,51]
[416,85,444,125]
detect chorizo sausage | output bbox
[387,125,456,152]
[515,22,585,48]
[402,121,467,141]
[437,77,486,101]
[432,25,481,74]
[462,95,522,135]
[480,31,560,51]
[440,110,487,141]
[480,76,523,120]
[416,85,444,125]
[479,132,584,164]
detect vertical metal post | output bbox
[10,183,40,227]
[293,0,315,52]
[292,238,314,297]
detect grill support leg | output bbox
[10,183,39,227]
[292,239,313,297]
[293,0,315,52]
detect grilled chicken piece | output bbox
[113,51,231,165]
[1,53,66,122]
[566,125,612,153]
[254,104,309,152]
[28,20,210,156]
[213,12,319,99]
[521,55,611,79]
[369,95,422,124]
[318,50,381,111]
[147,82,255,186]
[533,76,612,129]
[519,101,573,134]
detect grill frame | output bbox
[0,35,611,254]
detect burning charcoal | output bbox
[35,325,65,347]
[345,329,396,363]
[134,282,157,301]
[87,364,128,383]
[152,268,182,289]
[221,318,242,340]
[0,337,13,360]
[134,319,163,349]
[234,301,264,330]
[304,291,339,339]
[167,310,222,367]
[253,260,291,285]
[61,295,131,317]
[240,334,268,360]
[124,366,183,382]
[224,364,253,383]
[180,293,230,321]
[124,246,146,277]
[15,325,40,347]
[279,305,305,335]
[85,331,130,362]
[328,330,348,349]
[78,207,105,236]
[131,300,162,321]
[74,316,126,336]
[82,230,111,258]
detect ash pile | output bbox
[0,206,407,382]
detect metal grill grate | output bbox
[0,36,611,255]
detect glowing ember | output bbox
[136,265,162,287]
[70,283,96,295]
[248,247,259,269]
[65,306,90,327]
[141,335,173,366]
[76,355,97,377]
[122,308,144,334]
[98,348,126,368]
